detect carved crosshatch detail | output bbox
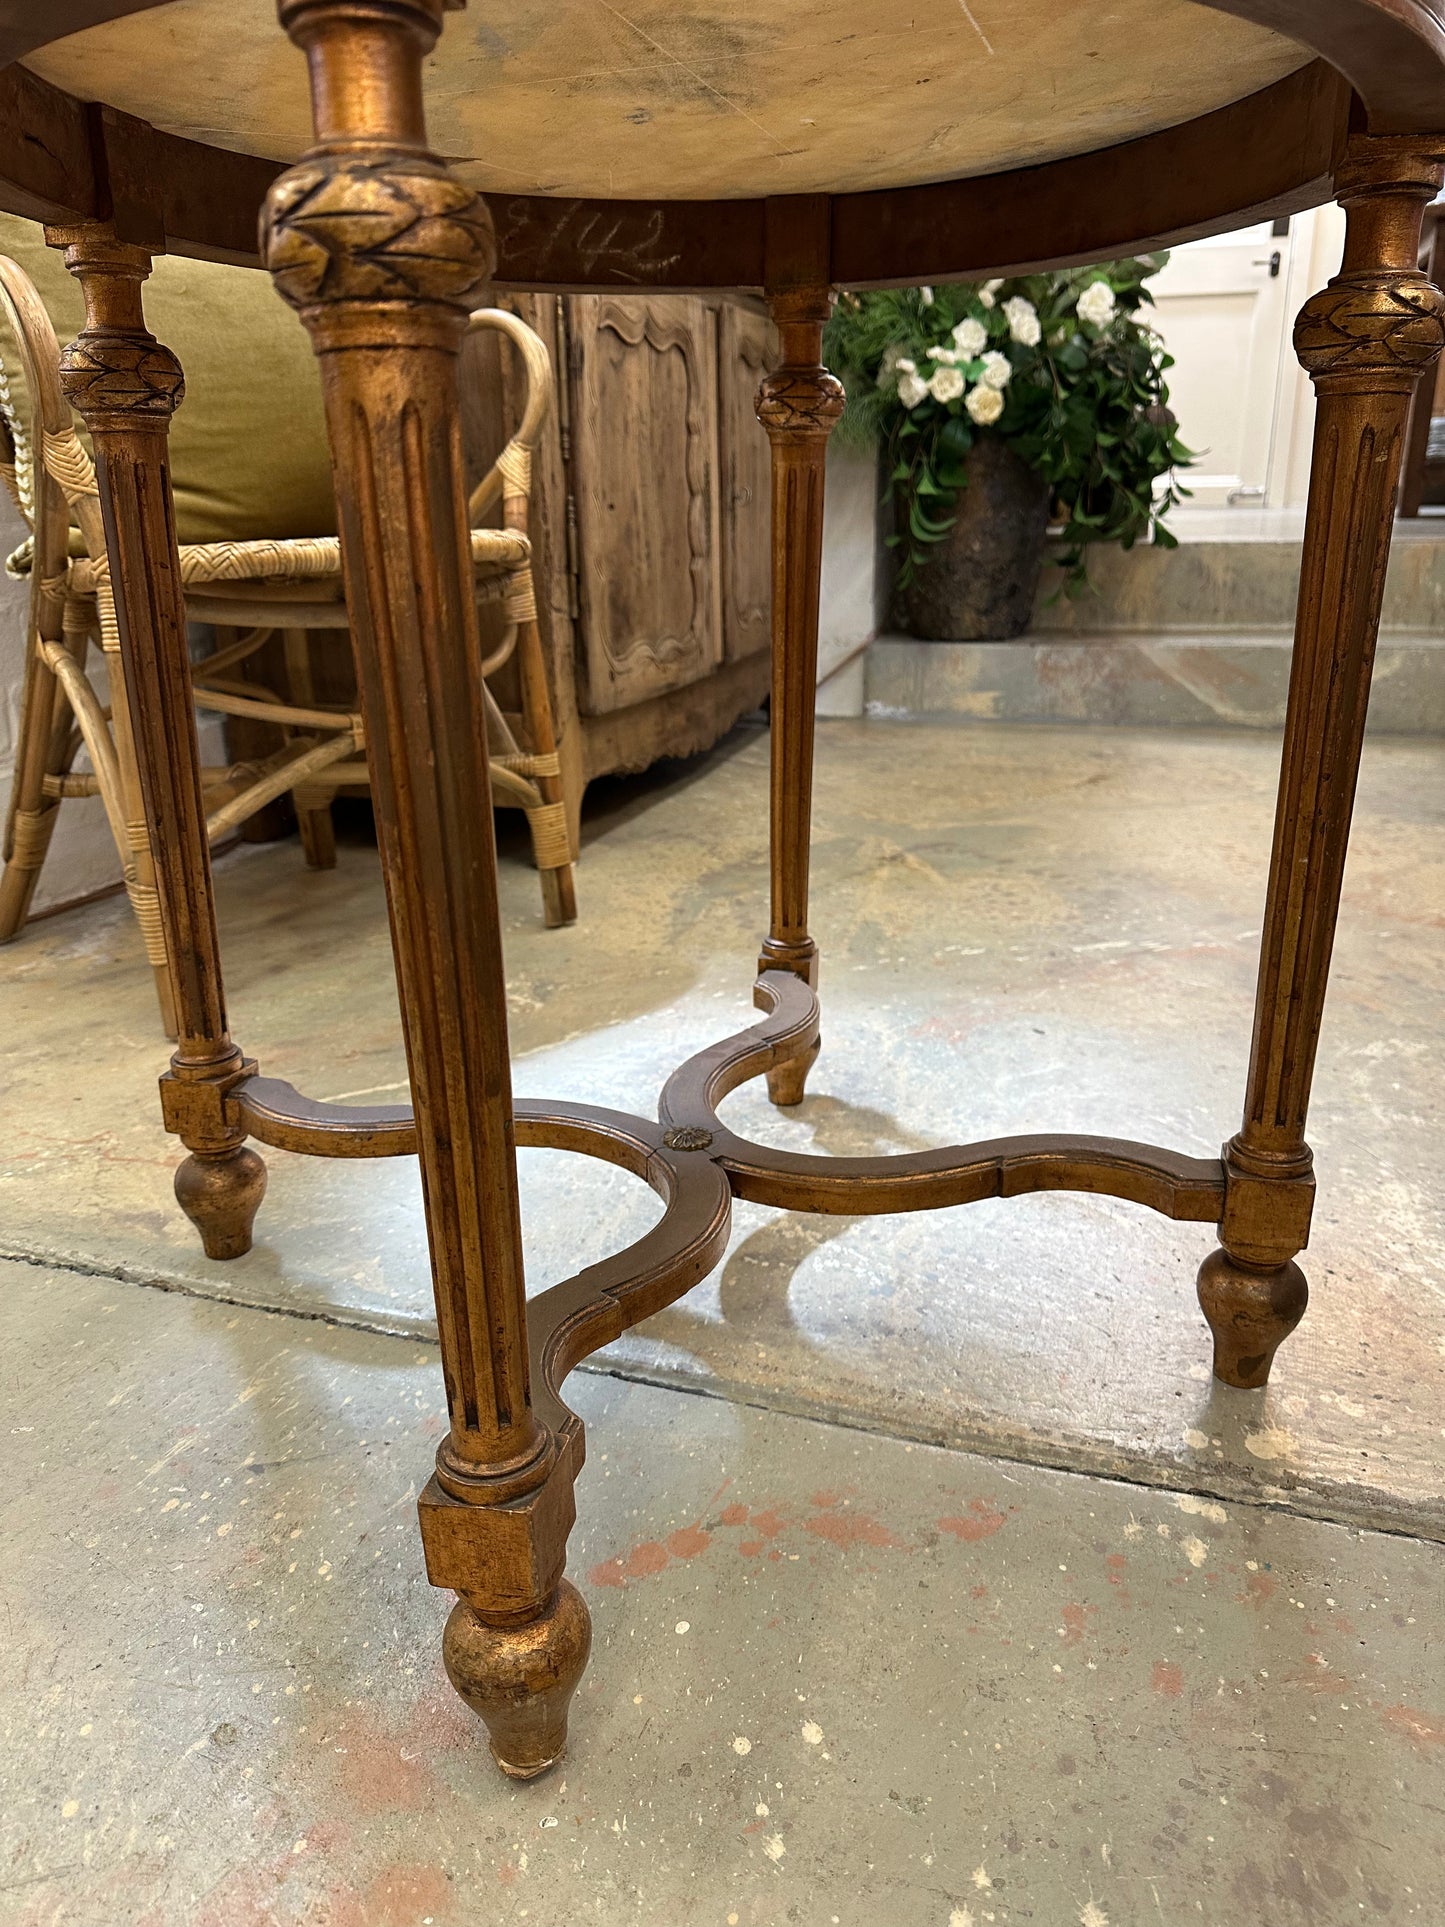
[1294,275,1445,383]
[58,335,184,420]
[755,365,846,438]
[569,295,723,715]
[263,155,495,314]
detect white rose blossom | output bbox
[895,357,916,373]
[928,346,961,365]
[965,382,1005,425]
[979,350,1012,390]
[1003,296,1041,346]
[928,364,966,403]
[978,278,1004,310]
[920,285,935,305]
[897,371,929,409]
[952,317,988,357]
[1076,280,1117,329]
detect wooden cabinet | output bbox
[231,294,775,855]
[568,295,723,716]
[471,291,776,837]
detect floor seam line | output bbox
[7,1241,1441,1550]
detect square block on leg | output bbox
[417,1455,577,1617]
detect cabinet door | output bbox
[568,295,722,716]
[1146,225,1296,506]
[717,300,775,662]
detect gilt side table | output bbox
[4,0,1444,1779]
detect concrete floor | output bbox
[3,717,1444,1923]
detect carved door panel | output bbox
[717,300,775,662]
[568,295,723,716]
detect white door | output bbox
[1147,223,1295,507]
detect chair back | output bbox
[0,215,336,546]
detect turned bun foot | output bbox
[444,1578,592,1779]
[766,1036,820,1109]
[1196,1247,1308,1390]
[175,1144,268,1260]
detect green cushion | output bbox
[0,215,335,544]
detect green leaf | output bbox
[822,257,1185,583]
[937,416,974,460]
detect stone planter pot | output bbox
[896,436,1051,641]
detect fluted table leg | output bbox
[1200,135,1445,1387]
[756,288,843,1105]
[265,0,586,1777]
[49,222,265,1258]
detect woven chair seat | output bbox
[69,526,530,596]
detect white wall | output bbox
[1148,205,1345,511]
[1270,204,1347,509]
[815,441,879,716]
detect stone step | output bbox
[860,518,1445,734]
[866,631,1445,734]
[1029,525,1445,637]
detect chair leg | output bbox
[50,220,265,1259]
[0,694,61,938]
[755,287,844,1106]
[265,0,586,1776]
[514,620,576,926]
[1199,136,1445,1387]
[98,595,182,1039]
[536,858,573,929]
[282,628,338,869]
[559,728,586,872]
[293,784,338,869]
[0,582,73,939]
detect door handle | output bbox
[1252,250,1283,278]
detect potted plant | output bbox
[823,260,1191,640]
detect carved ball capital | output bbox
[262,152,495,316]
[755,367,845,441]
[58,332,184,424]
[1294,273,1445,386]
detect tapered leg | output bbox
[49,222,265,1256]
[756,290,843,1105]
[266,0,584,1775]
[1200,135,1445,1387]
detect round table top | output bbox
[26,0,1312,203]
[4,1,1445,286]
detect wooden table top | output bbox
[23,0,1315,202]
[4,1,1445,285]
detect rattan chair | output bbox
[0,258,575,1036]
